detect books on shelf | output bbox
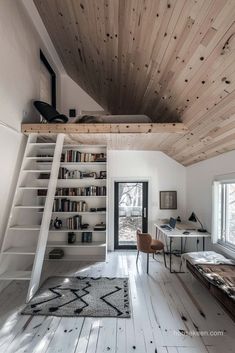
[55,186,106,196]
[61,150,106,163]
[53,199,88,212]
[58,168,81,179]
[66,215,82,230]
[58,168,106,180]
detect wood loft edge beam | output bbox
[21,123,188,134]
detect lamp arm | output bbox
[195,215,204,229]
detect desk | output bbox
[154,221,211,273]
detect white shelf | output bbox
[47,211,106,215]
[10,225,40,230]
[49,228,106,233]
[3,246,36,255]
[54,195,106,198]
[47,241,106,248]
[60,162,106,166]
[57,178,106,182]
[63,145,106,148]
[0,271,32,280]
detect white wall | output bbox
[107,150,186,250]
[61,75,103,117]
[0,0,61,249]
[186,150,235,258]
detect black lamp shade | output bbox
[188,212,207,232]
[188,212,197,222]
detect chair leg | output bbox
[163,250,167,268]
[147,253,149,274]
[136,250,139,264]
[152,253,154,259]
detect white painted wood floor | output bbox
[0,251,234,353]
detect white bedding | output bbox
[181,251,234,271]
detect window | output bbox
[40,50,56,108]
[213,178,235,248]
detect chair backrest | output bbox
[136,229,152,253]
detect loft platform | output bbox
[21,123,188,135]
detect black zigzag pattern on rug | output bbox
[22,276,131,318]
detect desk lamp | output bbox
[188,212,207,233]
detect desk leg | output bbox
[170,238,172,273]
[203,237,205,251]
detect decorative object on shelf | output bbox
[97,207,106,212]
[68,232,76,244]
[33,101,68,123]
[81,223,89,229]
[54,217,62,229]
[90,208,96,212]
[99,171,107,179]
[159,191,177,210]
[94,222,106,231]
[80,171,97,179]
[188,212,207,233]
[48,248,64,259]
[82,232,92,243]
[177,216,181,223]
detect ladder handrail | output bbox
[26,134,65,302]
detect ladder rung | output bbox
[0,271,32,280]
[26,157,53,160]
[14,206,45,209]
[3,247,36,255]
[22,170,51,173]
[28,143,56,146]
[10,225,40,230]
[18,187,48,190]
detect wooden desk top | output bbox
[154,220,211,238]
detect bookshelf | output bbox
[0,135,107,302]
[43,144,107,261]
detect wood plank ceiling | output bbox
[34,0,235,166]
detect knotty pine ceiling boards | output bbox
[34,0,235,166]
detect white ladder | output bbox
[0,133,64,302]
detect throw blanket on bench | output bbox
[195,264,235,301]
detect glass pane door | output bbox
[114,182,148,249]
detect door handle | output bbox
[143,207,147,218]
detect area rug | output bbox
[22,276,130,318]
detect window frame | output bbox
[212,174,235,251]
[40,50,56,108]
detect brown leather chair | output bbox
[136,228,166,273]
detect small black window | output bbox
[40,50,56,108]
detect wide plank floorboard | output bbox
[0,251,234,353]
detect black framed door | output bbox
[114,181,148,249]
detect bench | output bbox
[181,251,235,322]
